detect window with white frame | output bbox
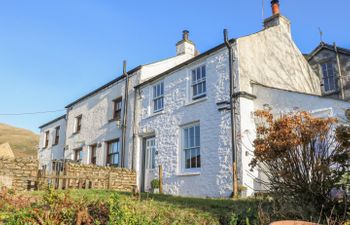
[321,63,338,92]
[183,124,201,169]
[191,65,206,99]
[153,81,164,112]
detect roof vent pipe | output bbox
[182,30,189,41]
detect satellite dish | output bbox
[345,109,350,121]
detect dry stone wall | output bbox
[0,157,38,191]
[65,163,136,192]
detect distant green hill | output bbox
[0,123,39,158]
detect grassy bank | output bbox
[0,189,272,224]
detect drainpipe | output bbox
[121,60,129,168]
[224,29,238,198]
[131,86,139,171]
[334,42,345,100]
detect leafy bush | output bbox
[151,179,160,189]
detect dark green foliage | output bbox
[151,179,160,189]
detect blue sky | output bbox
[0,0,348,133]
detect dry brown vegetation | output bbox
[0,123,38,158]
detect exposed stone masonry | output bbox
[0,157,38,191]
[64,163,136,192]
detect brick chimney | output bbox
[264,0,291,34]
[176,30,196,56]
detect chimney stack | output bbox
[183,30,189,41]
[271,0,280,15]
[264,0,291,35]
[176,30,196,56]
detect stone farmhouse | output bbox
[308,42,350,100]
[38,1,350,197]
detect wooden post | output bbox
[51,171,56,189]
[58,172,63,190]
[233,162,238,199]
[66,178,70,189]
[107,172,112,190]
[78,179,83,189]
[159,165,163,194]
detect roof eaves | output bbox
[65,65,142,108]
[39,114,66,129]
[308,42,350,61]
[135,39,236,89]
[251,81,350,103]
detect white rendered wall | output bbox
[64,52,194,169]
[237,25,321,95]
[38,117,66,169]
[247,84,350,191]
[64,71,140,168]
[137,48,235,198]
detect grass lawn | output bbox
[1,189,272,224]
[0,190,271,224]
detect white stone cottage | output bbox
[38,3,350,198]
[38,115,66,170]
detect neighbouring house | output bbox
[307,42,350,100]
[0,142,15,159]
[38,0,350,198]
[38,115,66,171]
[62,31,196,170]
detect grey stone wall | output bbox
[308,48,350,100]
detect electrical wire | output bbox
[0,109,65,116]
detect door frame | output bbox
[141,136,155,192]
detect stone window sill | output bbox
[176,172,201,177]
[184,97,208,107]
[108,118,120,123]
[145,111,165,119]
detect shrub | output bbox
[251,110,349,222]
[151,179,160,189]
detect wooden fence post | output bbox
[107,172,112,190]
[159,165,163,194]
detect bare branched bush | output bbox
[251,110,349,222]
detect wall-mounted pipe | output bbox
[224,29,238,198]
[121,60,129,168]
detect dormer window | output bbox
[191,65,206,99]
[321,63,338,92]
[153,81,164,113]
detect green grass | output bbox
[23,189,271,224]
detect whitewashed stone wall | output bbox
[65,71,140,168]
[137,48,236,198]
[64,52,195,169]
[38,116,66,169]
